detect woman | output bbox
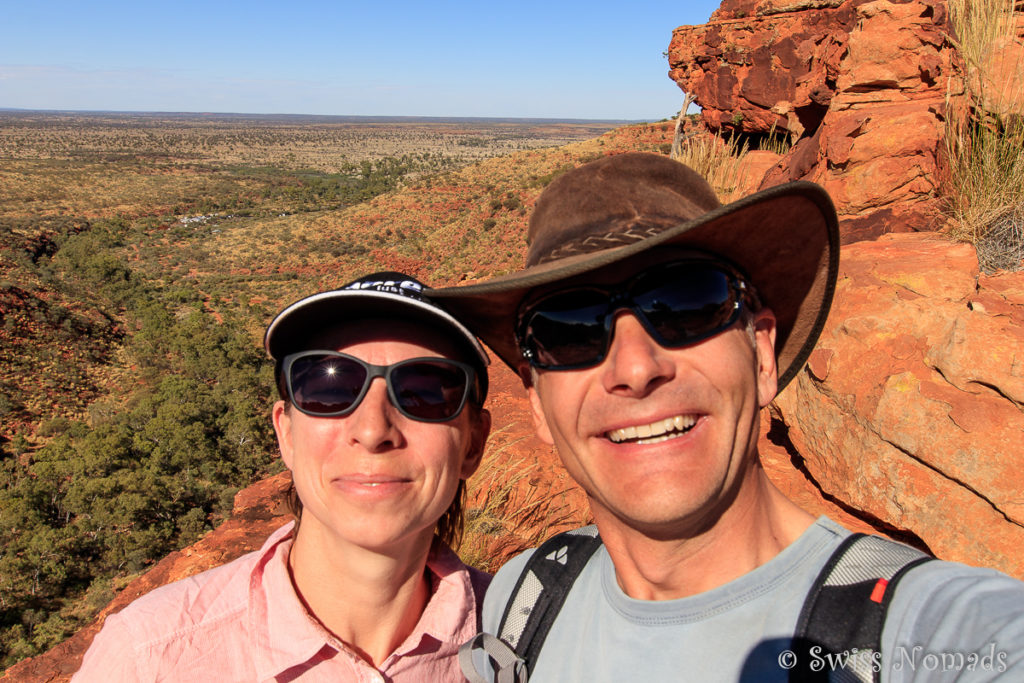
[74,271,491,681]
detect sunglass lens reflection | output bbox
[391,361,467,420]
[522,262,741,369]
[291,355,366,415]
[633,266,735,345]
[526,291,609,368]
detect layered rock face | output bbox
[671,0,1024,578]
[668,0,960,240]
[773,233,1024,578]
[10,2,1023,680]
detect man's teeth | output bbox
[607,415,697,444]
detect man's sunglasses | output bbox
[282,351,476,422]
[516,259,758,371]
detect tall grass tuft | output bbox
[759,122,794,157]
[671,131,750,202]
[460,427,588,572]
[944,0,1024,272]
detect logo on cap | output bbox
[344,278,425,299]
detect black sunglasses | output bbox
[516,259,758,370]
[282,351,476,422]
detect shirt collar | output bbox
[247,523,480,678]
[247,522,332,679]
[381,541,480,665]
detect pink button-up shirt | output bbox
[73,522,489,682]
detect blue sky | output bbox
[0,1,721,120]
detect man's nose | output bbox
[600,311,676,397]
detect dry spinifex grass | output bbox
[460,426,590,573]
[671,130,751,203]
[944,0,1024,272]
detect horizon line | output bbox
[0,107,649,125]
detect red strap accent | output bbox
[870,578,889,603]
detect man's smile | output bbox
[606,414,698,445]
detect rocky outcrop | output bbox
[670,0,1024,578]
[668,0,962,240]
[670,0,1024,569]
[773,232,1024,578]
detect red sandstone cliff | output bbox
[669,0,960,241]
[774,233,1024,577]
[668,0,1024,589]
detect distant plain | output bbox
[0,110,671,667]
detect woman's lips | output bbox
[333,474,411,496]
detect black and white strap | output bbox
[459,526,602,681]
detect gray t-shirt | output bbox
[478,517,1024,681]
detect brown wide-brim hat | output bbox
[429,152,839,392]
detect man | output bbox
[75,272,491,681]
[433,153,1024,681]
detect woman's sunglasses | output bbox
[516,259,758,371]
[282,351,476,422]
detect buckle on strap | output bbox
[459,632,528,683]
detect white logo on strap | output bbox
[545,545,569,565]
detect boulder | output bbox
[773,232,1024,578]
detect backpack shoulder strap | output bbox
[498,524,603,671]
[459,525,602,682]
[789,533,933,683]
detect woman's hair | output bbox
[434,478,468,549]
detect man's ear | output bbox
[753,308,779,408]
[519,361,554,444]
[517,361,534,389]
[527,383,555,445]
[461,407,491,479]
[272,400,296,471]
